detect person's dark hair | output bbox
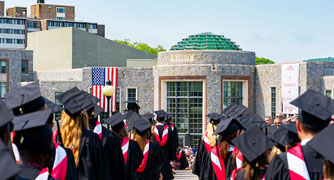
[243,153,269,180]
[0,123,9,140]
[324,159,334,179]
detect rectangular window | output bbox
[0,82,6,99]
[325,90,332,98]
[167,81,203,147]
[21,60,28,74]
[223,81,243,109]
[271,87,276,119]
[0,61,7,73]
[56,7,66,13]
[56,17,65,21]
[127,88,137,102]
[55,92,63,121]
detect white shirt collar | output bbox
[228,145,235,152]
[156,122,164,126]
[301,138,312,146]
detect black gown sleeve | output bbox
[89,132,111,180]
[192,139,203,176]
[64,147,78,180]
[133,141,144,170]
[265,153,290,180]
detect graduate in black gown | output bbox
[0,101,13,147]
[212,117,245,180]
[175,147,189,170]
[4,81,77,180]
[165,113,179,163]
[308,124,334,180]
[192,113,223,180]
[153,111,175,180]
[12,109,55,180]
[230,127,274,180]
[44,97,78,180]
[265,89,334,180]
[0,140,20,180]
[131,116,164,180]
[56,87,110,180]
[105,113,144,180]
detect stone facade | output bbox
[255,61,334,118]
[0,49,33,91]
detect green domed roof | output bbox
[170,32,241,51]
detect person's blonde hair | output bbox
[131,130,150,152]
[269,146,282,162]
[324,159,334,180]
[60,110,88,167]
[205,123,219,147]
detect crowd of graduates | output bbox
[1,80,334,180]
[0,81,186,180]
[193,89,334,180]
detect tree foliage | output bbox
[114,39,166,56]
[255,57,275,65]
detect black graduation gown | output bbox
[169,124,179,161]
[175,150,189,170]
[121,138,143,180]
[235,168,266,180]
[77,129,111,180]
[136,141,164,180]
[89,121,114,179]
[265,143,324,180]
[155,125,174,180]
[107,132,126,180]
[192,139,217,180]
[225,150,235,178]
[17,164,54,180]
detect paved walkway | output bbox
[174,170,198,180]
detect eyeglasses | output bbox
[276,116,283,118]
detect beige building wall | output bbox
[26,28,73,71]
[127,59,157,67]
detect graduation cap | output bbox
[266,125,278,139]
[231,127,274,163]
[237,113,267,130]
[5,81,46,115]
[124,100,140,110]
[0,140,20,180]
[290,89,334,130]
[133,118,151,135]
[125,110,140,130]
[104,113,125,132]
[0,101,13,128]
[308,124,334,164]
[223,104,252,119]
[206,113,225,124]
[94,105,103,119]
[155,110,167,121]
[213,117,244,136]
[80,90,101,112]
[43,97,63,114]
[55,87,86,116]
[12,109,53,154]
[142,113,154,120]
[271,124,299,150]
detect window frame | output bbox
[21,59,29,74]
[126,87,137,102]
[56,7,66,14]
[271,87,276,120]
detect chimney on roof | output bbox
[37,0,45,4]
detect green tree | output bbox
[114,39,166,56]
[255,57,275,65]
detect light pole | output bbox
[103,80,115,129]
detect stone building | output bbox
[30,32,334,146]
[0,49,34,98]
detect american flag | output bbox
[92,67,118,112]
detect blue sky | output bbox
[6,0,334,63]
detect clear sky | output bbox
[5,0,334,63]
